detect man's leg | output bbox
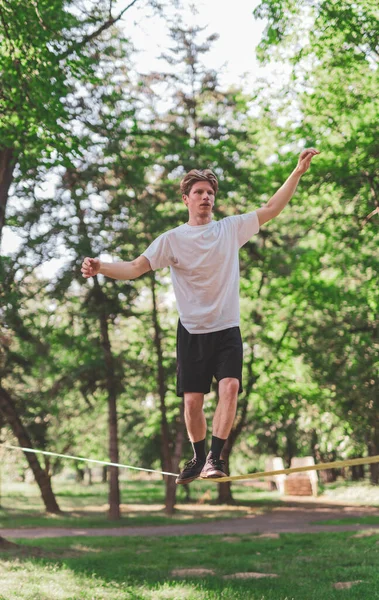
[212,377,239,439]
[176,392,207,485]
[184,392,206,443]
[201,377,239,479]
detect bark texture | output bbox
[0,387,61,513]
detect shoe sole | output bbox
[175,474,202,485]
[200,470,227,479]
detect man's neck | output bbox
[187,216,213,226]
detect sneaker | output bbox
[176,457,206,485]
[200,452,228,479]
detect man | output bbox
[81,148,320,484]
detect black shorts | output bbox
[176,319,243,397]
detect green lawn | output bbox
[1,532,379,599]
[2,478,379,598]
[2,477,379,531]
[0,479,279,529]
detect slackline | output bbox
[2,445,179,477]
[3,444,379,483]
[210,454,379,483]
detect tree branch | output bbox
[59,0,140,60]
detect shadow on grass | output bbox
[0,481,283,529]
[1,533,378,600]
[0,500,274,530]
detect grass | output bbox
[322,481,379,505]
[2,475,379,531]
[0,479,280,529]
[1,532,379,599]
[2,476,379,598]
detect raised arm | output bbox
[256,148,320,226]
[81,255,151,280]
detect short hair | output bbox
[180,169,218,196]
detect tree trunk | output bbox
[285,421,298,465]
[0,536,19,550]
[98,305,120,520]
[313,445,338,483]
[216,306,295,502]
[86,467,93,485]
[102,467,108,483]
[368,427,379,484]
[218,438,235,504]
[216,359,256,504]
[165,398,185,514]
[75,466,85,482]
[182,483,191,502]
[0,148,15,241]
[319,468,338,483]
[150,275,175,513]
[351,464,364,481]
[0,387,61,513]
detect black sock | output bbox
[192,439,206,462]
[210,435,226,460]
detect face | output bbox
[182,181,215,217]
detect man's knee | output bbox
[219,377,239,398]
[184,393,204,412]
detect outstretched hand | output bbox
[81,257,101,278]
[296,148,320,175]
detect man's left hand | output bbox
[296,148,320,175]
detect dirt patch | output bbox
[172,568,215,576]
[4,502,379,539]
[70,544,102,553]
[222,536,238,542]
[258,533,280,539]
[342,506,379,514]
[223,572,278,580]
[351,530,379,538]
[333,581,363,590]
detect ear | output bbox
[182,194,188,206]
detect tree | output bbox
[0,0,145,240]
[135,19,273,509]
[253,0,379,480]
[0,10,146,517]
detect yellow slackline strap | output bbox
[3,444,379,484]
[2,444,180,478]
[209,454,379,483]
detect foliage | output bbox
[251,0,379,472]
[2,0,379,515]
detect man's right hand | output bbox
[81,257,101,278]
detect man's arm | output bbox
[81,255,151,280]
[256,148,320,226]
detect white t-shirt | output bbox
[142,211,260,334]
